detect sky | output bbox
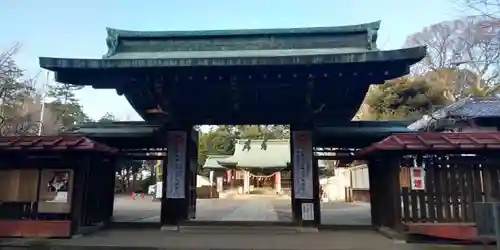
[0,0,462,121]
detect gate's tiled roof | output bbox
[0,135,117,153]
[358,132,500,156]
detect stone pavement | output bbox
[112,194,371,225]
[0,228,495,250]
[221,199,278,221]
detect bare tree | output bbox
[0,43,43,135]
[462,0,500,22]
[404,17,500,99]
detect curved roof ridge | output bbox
[105,21,381,39]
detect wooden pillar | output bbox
[87,158,99,224]
[94,158,105,222]
[160,127,192,226]
[81,158,92,226]
[103,157,116,224]
[187,129,198,219]
[226,170,232,190]
[230,170,235,189]
[368,159,383,227]
[70,155,86,235]
[483,162,500,201]
[369,157,402,230]
[290,127,320,227]
[384,158,403,230]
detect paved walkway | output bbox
[221,199,278,221]
[112,194,371,224]
[2,228,491,250]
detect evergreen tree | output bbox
[363,75,452,120]
[45,82,89,132]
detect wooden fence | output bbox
[400,158,500,223]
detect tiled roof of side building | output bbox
[408,97,500,131]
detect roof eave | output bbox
[39,46,426,71]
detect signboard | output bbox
[410,167,426,190]
[292,131,314,199]
[399,167,410,188]
[155,181,163,199]
[166,131,187,199]
[38,169,73,213]
[301,203,315,221]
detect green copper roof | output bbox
[40,21,426,71]
[218,139,327,169]
[40,47,425,69]
[105,21,381,39]
[107,48,371,60]
[203,155,230,169]
[103,21,381,58]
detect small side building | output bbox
[0,135,117,238]
[202,155,232,189]
[409,97,500,132]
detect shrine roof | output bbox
[202,155,231,169]
[218,139,327,169]
[40,21,426,70]
[357,132,500,156]
[104,21,382,39]
[0,135,117,153]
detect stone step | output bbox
[162,225,318,234]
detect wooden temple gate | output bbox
[3,131,500,240]
[359,132,500,241]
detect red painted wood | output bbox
[358,132,500,156]
[20,220,72,238]
[0,220,71,238]
[405,223,489,242]
[0,220,21,237]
